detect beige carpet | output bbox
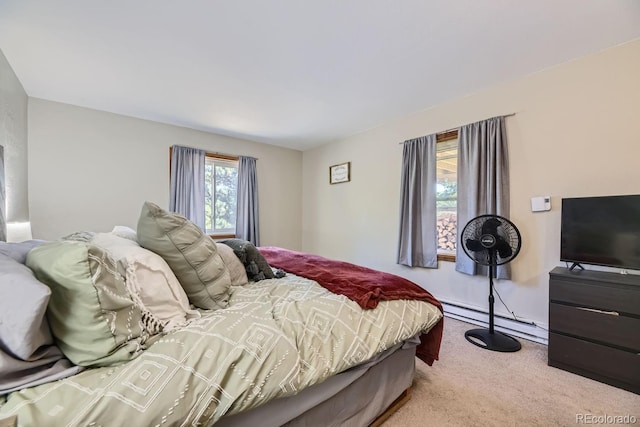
[384,317,640,427]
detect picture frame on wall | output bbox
[329,161,351,184]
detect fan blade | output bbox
[495,238,513,258]
[481,218,501,235]
[465,238,485,252]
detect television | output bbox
[561,194,640,271]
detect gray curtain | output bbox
[0,146,6,242]
[455,116,511,278]
[169,145,206,230]
[236,156,260,246]
[397,134,438,268]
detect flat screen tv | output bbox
[561,195,640,271]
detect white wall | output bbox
[0,49,29,222]
[28,99,303,249]
[302,39,640,325]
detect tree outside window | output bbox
[205,156,238,236]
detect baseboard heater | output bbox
[441,300,549,345]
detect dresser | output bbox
[548,267,640,394]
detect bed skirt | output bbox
[216,339,417,427]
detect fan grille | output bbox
[461,215,521,266]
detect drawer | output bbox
[549,278,640,315]
[549,303,640,351]
[548,333,640,393]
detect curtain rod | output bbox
[171,145,258,160]
[209,152,259,161]
[397,113,516,144]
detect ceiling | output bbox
[1,1,639,151]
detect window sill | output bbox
[438,253,456,262]
[209,234,236,240]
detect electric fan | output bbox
[461,214,522,352]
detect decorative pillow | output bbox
[111,225,138,242]
[136,201,232,310]
[91,232,200,330]
[216,242,249,286]
[26,241,163,367]
[219,238,278,282]
[0,254,82,395]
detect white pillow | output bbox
[110,225,138,242]
[91,233,199,330]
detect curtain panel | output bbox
[169,145,206,230]
[397,134,438,268]
[236,156,260,246]
[455,116,511,279]
[0,146,6,242]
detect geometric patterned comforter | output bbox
[0,273,443,426]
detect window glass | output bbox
[436,138,457,254]
[205,157,238,235]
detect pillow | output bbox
[0,255,53,358]
[219,238,276,282]
[0,240,45,264]
[111,225,138,242]
[216,242,249,286]
[136,201,232,310]
[91,232,200,330]
[0,253,81,395]
[26,241,163,367]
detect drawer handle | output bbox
[576,307,619,316]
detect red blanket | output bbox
[259,247,444,366]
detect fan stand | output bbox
[464,259,522,352]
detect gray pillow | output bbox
[0,240,45,264]
[0,253,81,395]
[0,254,55,360]
[136,201,232,310]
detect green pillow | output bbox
[26,241,162,367]
[136,201,231,310]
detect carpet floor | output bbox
[384,317,640,426]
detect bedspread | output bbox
[259,246,444,365]
[0,273,442,426]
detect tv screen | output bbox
[561,195,640,271]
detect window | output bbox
[436,131,458,261]
[205,155,238,237]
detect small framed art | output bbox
[329,161,351,184]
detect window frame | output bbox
[436,130,458,262]
[204,152,239,239]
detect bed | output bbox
[0,202,443,426]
